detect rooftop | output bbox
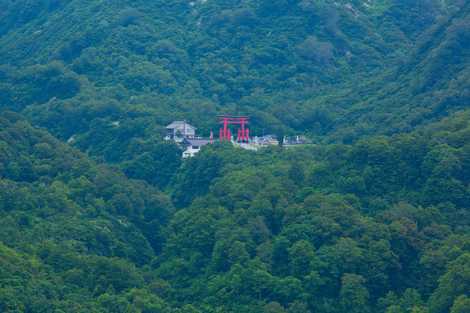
[166,121,196,130]
[185,138,211,146]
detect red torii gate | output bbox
[219,116,250,142]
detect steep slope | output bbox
[305,2,470,142]
[0,0,456,156]
[0,112,178,311]
[152,108,470,313]
[1,109,469,313]
[0,2,469,313]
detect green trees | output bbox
[0,115,176,311]
[0,1,469,312]
[429,254,470,313]
[0,62,80,111]
[171,149,223,207]
[450,295,470,313]
[1,0,466,152]
[296,36,335,64]
[340,274,370,313]
[122,142,182,188]
[1,107,470,312]
[288,240,317,278]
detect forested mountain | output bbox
[1,108,469,313]
[0,113,175,311]
[318,2,470,142]
[1,1,468,153]
[0,1,469,313]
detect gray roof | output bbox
[186,139,211,146]
[166,121,196,130]
[260,135,277,140]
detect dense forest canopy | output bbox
[0,0,469,312]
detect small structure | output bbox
[233,134,279,151]
[283,135,312,147]
[164,116,313,157]
[252,135,279,146]
[165,121,196,142]
[219,116,250,143]
[165,120,211,158]
[182,138,211,158]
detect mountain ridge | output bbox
[0,2,469,312]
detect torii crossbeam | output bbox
[218,116,250,142]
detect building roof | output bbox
[166,121,196,130]
[260,135,277,140]
[186,138,211,146]
[254,135,279,144]
[283,135,311,145]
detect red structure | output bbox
[219,116,250,142]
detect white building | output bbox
[252,135,279,146]
[165,121,196,142]
[283,135,312,148]
[182,138,211,158]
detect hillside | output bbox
[1,110,469,312]
[0,112,179,311]
[0,1,469,312]
[1,1,466,154]
[314,2,470,142]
